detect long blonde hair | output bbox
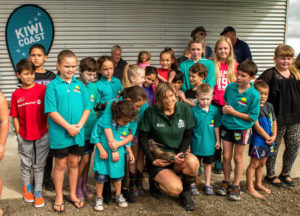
[274,44,300,80]
[213,37,236,84]
[122,64,144,88]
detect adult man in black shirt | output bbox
[111,45,128,81]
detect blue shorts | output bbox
[248,144,274,159]
[94,172,123,183]
[83,140,94,155]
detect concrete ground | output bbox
[1,136,300,200]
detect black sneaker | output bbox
[216,180,230,196]
[180,191,196,211]
[122,188,136,203]
[228,185,241,201]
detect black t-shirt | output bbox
[17,70,56,87]
[257,67,300,125]
[185,89,197,104]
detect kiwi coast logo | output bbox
[238,97,247,106]
[74,86,81,93]
[6,4,54,71]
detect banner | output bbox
[6,4,54,71]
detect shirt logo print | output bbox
[120,131,127,139]
[178,119,185,128]
[156,123,165,128]
[90,94,95,102]
[74,85,81,93]
[210,120,214,127]
[238,97,247,106]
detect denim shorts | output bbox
[94,172,123,183]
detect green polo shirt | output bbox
[179,58,215,92]
[84,82,98,140]
[221,82,260,130]
[191,104,221,156]
[139,102,195,153]
[45,75,91,149]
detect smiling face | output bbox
[111,49,122,64]
[29,48,47,69]
[189,72,204,87]
[162,90,177,111]
[190,42,204,61]
[143,74,157,88]
[57,57,77,82]
[160,53,174,70]
[216,41,230,61]
[274,56,293,71]
[100,60,114,81]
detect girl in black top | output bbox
[257,44,300,187]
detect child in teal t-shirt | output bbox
[191,84,221,196]
[95,56,123,118]
[76,57,98,201]
[44,50,91,212]
[91,100,138,211]
[216,60,260,202]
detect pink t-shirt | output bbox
[138,62,150,69]
[10,83,48,140]
[157,68,171,81]
[213,62,237,106]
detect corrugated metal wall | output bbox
[0,0,287,100]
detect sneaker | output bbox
[203,185,215,195]
[213,161,223,174]
[180,191,196,211]
[190,183,200,196]
[115,194,128,208]
[22,185,34,203]
[33,191,45,207]
[94,197,104,211]
[228,185,241,201]
[216,180,230,196]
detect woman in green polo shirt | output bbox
[139,82,199,211]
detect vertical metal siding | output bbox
[0,0,287,100]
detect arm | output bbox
[167,71,176,83]
[96,142,108,160]
[48,112,79,136]
[158,74,168,82]
[214,127,220,149]
[253,120,270,140]
[76,109,90,129]
[222,105,253,121]
[266,120,277,145]
[178,128,193,153]
[125,147,135,164]
[13,117,20,135]
[0,94,9,161]
[177,91,196,107]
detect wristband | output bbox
[111,149,118,152]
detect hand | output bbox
[176,90,186,101]
[108,140,117,150]
[0,145,5,161]
[152,159,172,167]
[154,78,159,86]
[99,148,108,160]
[174,152,185,165]
[128,152,135,164]
[222,105,236,115]
[266,135,276,145]
[215,141,220,150]
[67,124,80,137]
[112,151,119,162]
[75,123,83,131]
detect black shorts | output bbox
[196,155,215,165]
[220,126,251,145]
[83,140,94,155]
[50,145,85,158]
[146,159,174,180]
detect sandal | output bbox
[53,203,64,213]
[279,174,295,187]
[264,176,283,188]
[203,185,215,195]
[68,199,84,209]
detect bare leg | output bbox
[203,163,212,186]
[222,140,233,182]
[246,157,264,198]
[255,157,271,194]
[233,144,246,186]
[53,157,67,211]
[114,181,122,196]
[95,183,104,198]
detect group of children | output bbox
[9,37,294,212]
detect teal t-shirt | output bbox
[96,76,123,118]
[179,58,215,92]
[221,82,260,130]
[191,104,221,156]
[91,119,130,178]
[135,101,148,137]
[45,75,91,149]
[98,98,138,146]
[84,82,98,140]
[139,102,195,153]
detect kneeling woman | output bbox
[139,82,199,210]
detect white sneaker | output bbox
[115,194,128,208]
[94,197,104,211]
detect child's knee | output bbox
[233,156,243,164]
